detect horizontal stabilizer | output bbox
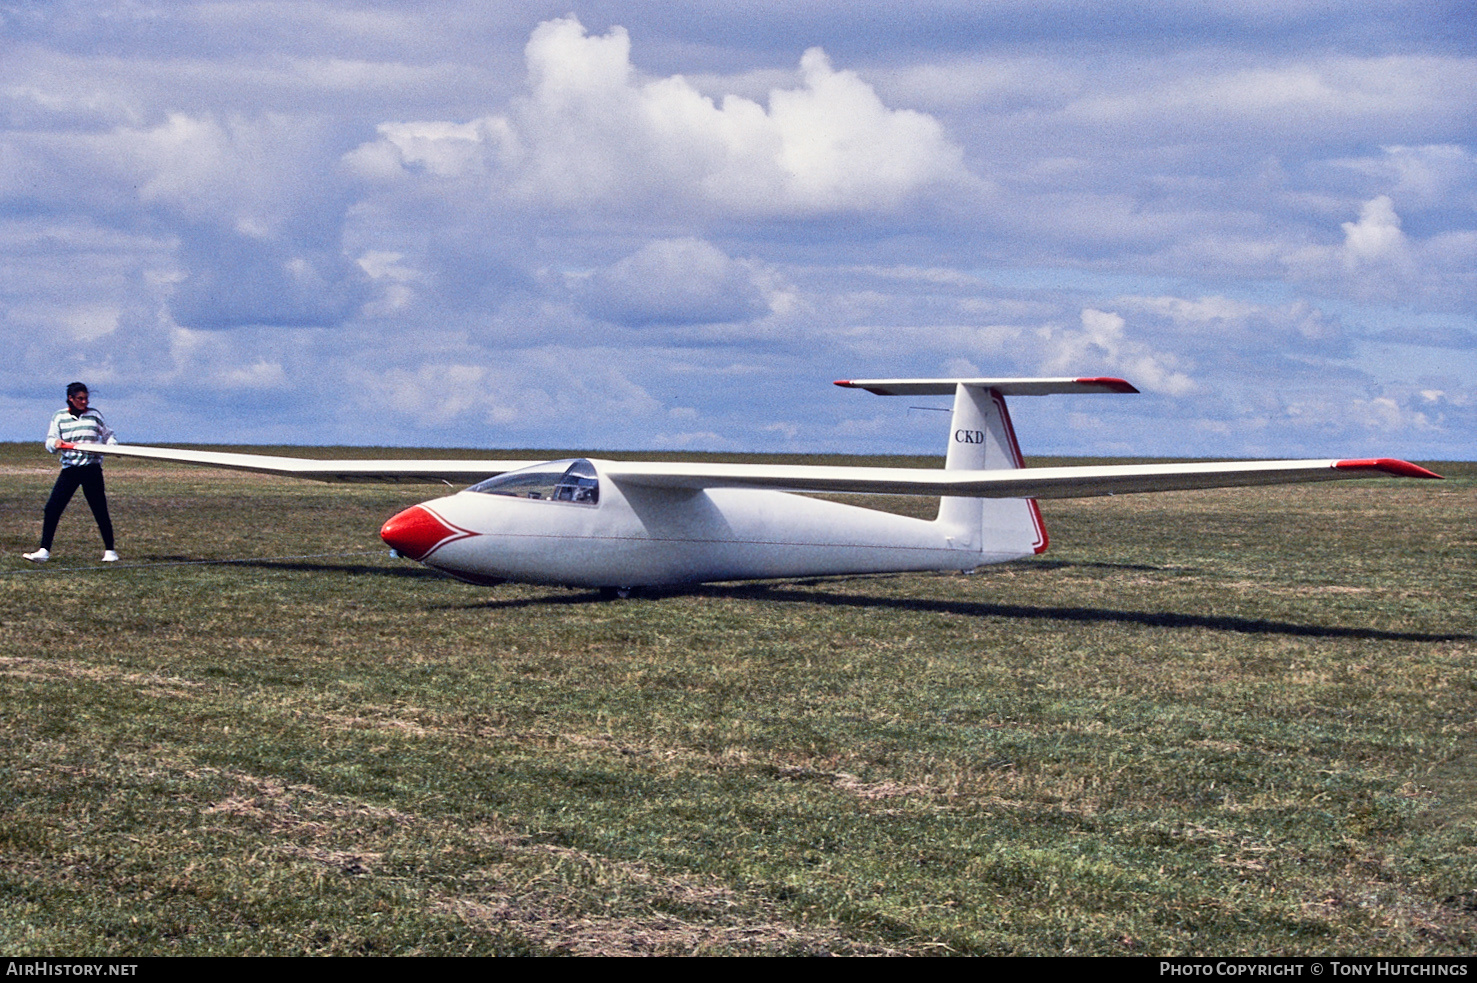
[834,377,1139,396]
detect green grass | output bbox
[0,443,1472,955]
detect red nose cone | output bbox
[380,505,479,561]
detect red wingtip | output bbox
[833,379,854,387]
[1334,458,1443,479]
[1075,377,1140,393]
[57,440,75,449]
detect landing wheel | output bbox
[598,586,636,600]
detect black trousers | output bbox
[40,463,114,551]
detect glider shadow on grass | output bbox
[175,556,1463,644]
[444,576,1469,644]
[699,582,1472,644]
[216,557,444,580]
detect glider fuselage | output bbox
[382,467,1003,588]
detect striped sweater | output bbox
[45,408,116,467]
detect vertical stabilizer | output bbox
[936,384,1047,558]
[834,376,1137,561]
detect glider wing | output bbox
[56,442,537,485]
[63,442,1441,496]
[602,457,1440,498]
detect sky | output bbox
[1,0,1473,460]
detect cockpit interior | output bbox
[467,459,599,505]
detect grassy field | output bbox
[0,442,1472,956]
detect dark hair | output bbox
[66,382,88,398]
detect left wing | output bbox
[58,442,536,484]
[601,458,1441,498]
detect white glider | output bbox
[63,377,1440,590]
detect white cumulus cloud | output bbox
[571,238,772,327]
[347,16,969,216]
[1340,195,1411,267]
[1284,195,1477,307]
[1039,308,1195,396]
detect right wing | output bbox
[57,442,537,485]
[601,457,1441,498]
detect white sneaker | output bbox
[23,548,50,562]
[101,550,119,563]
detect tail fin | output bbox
[834,377,1138,560]
[938,383,1047,557]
